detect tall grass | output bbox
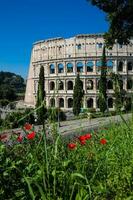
[1,115,133,199]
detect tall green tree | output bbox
[88,0,133,46]
[73,73,84,116]
[99,46,107,113]
[111,72,126,112]
[36,66,47,124]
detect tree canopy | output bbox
[88,0,133,46]
[0,71,25,101]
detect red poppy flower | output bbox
[24,123,32,130]
[68,143,76,150]
[78,135,86,142]
[85,133,92,140]
[27,131,36,140]
[17,135,23,142]
[80,140,86,145]
[100,138,107,145]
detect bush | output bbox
[0,99,9,108]
[47,107,66,122]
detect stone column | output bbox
[94,78,97,92]
[113,60,117,73]
[93,97,97,109]
[94,60,97,73]
[64,96,67,109]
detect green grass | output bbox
[1,117,133,199]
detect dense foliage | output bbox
[36,66,47,124]
[1,119,133,199]
[111,72,126,112]
[99,46,107,113]
[0,71,25,101]
[73,74,84,116]
[88,0,133,46]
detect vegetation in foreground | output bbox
[1,118,133,199]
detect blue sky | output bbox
[0,0,108,78]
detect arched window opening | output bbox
[86,80,93,90]
[58,81,64,90]
[50,64,55,74]
[58,63,64,73]
[127,79,133,90]
[86,61,93,72]
[50,98,55,107]
[127,62,133,71]
[50,81,55,90]
[97,80,100,90]
[59,98,64,108]
[97,43,103,49]
[67,63,73,73]
[87,98,93,108]
[68,98,73,108]
[107,80,113,89]
[118,61,123,72]
[107,60,113,68]
[67,81,73,90]
[108,98,113,108]
[77,62,83,72]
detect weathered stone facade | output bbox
[25,34,133,110]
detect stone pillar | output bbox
[73,61,76,75]
[94,78,97,92]
[55,62,58,75]
[124,78,127,90]
[64,96,67,109]
[93,97,97,109]
[83,96,86,108]
[124,60,127,74]
[113,60,117,73]
[83,78,86,93]
[94,60,97,73]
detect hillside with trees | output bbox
[0,71,25,101]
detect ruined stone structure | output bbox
[25,34,133,110]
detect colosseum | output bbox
[24,33,133,110]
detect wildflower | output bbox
[85,133,92,140]
[17,135,23,142]
[68,143,76,150]
[24,123,32,130]
[80,140,86,145]
[78,135,86,142]
[100,138,107,145]
[27,131,36,140]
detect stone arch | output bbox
[67,81,73,90]
[127,62,133,71]
[59,98,64,108]
[107,80,113,89]
[50,81,55,90]
[58,81,64,90]
[68,98,73,108]
[50,98,55,107]
[58,63,64,73]
[127,79,133,89]
[118,61,123,72]
[50,64,55,74]
[107,60,113,68]
[67,63,73,73]
[87,98,93,108]
[108,98,113,108]
[76,62,83,72]
[86,80,93,90]
[86,61,93,72]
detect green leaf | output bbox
[24,176,35,200]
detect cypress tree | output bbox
[73,73,84,116]
[36,66,47,124]
[99,46,107,113]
